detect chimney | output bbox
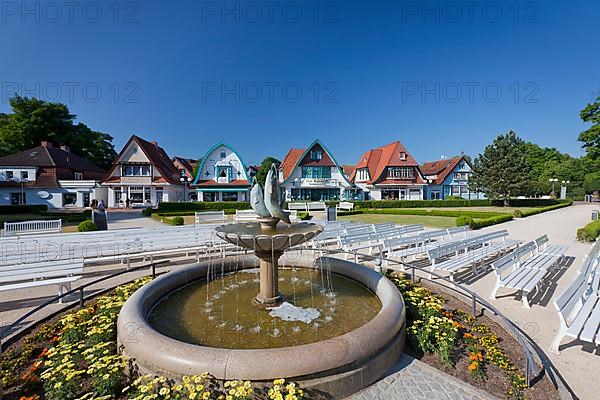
[41,141,52,148]
[151,141,158,146]
[60,145,70,152]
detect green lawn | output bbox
[339,213,457,228]
[407,206,541,213]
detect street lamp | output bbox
[561,180,571,199]
[549,178,558,197]
[180,176,192,202]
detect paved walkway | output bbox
[106,209,163,229]
[350,355,496,400]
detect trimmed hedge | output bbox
[337,210,364,217]
[152,213,186,225]
[469,214,514,229]
[298,212,310,220]
[518,201,572,217]
[0,204,48,214]
[489,198,569,207]
[354,200,491,209]
[365,208,508,219]
[456,216,473,226]
[577,220,600,242]
[157,202,251,212]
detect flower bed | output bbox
[391,273,558,400]
[1,278,304,400]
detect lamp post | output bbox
[180,176,192,202]
[549,178,558,198]
[561,180,570,200]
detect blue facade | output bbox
[422,158,486,200]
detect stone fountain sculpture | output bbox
[216,164,323,305]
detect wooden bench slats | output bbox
[566,296,599,340]
[0,276,81,292]
[578,298,600,344]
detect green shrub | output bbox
[157,202,251,212]
[77,220,97,232]
[456,216,473,226]
[297,212,310,220]
[577,220,600,242]
[489,198,568,207]
[469,215,513,230]
[172,216,184,226]
[513,210,523,218]
[519,201,572,217]
[142,207,154,216]
[366,208,506,219]
[445,196,464,201]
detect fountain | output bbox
[117,166,406,398]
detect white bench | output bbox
[3,219,62,237]
[195,211,226,224]
[550,240,600,352]
[336,202,354,212]
[284,210,299,222]
[0,258,83,303]
[307,202,326,211]
[490,238,567,308]
[535,234,569,258]
[234,210,259,222]
[288,203,308,211]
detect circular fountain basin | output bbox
[117,255,406,398]
[148,267,382,349]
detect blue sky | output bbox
[0,0,598,166]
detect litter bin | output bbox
[326,206,337,222]
[593,210,599,221]
[92,210,108,230]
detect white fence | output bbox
[3,219,62,237]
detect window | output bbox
[74,172,83,180]
[220,150,227,158]
[62,193,78,206]
[387,167,413,179]
[302,166,331,179]
[310,150,322,161]
[222,192,239,202]
[454,172,469,181]
[431,191,441,200]
[6,171,13,180]
[451,186,461,196]
[399,152,406,160]
[123,164,151,176]
[20,171,29,180]
[357,168,370,181]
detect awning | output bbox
[196,188,249,193]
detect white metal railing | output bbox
[2,219,62,237]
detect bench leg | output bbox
[521,290,531,309]
[57,282,72,304]
[490,281,501,300]
[428,265,435,280]
[549,325,567,354]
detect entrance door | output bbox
[399,189,407,200]
[83,192,90,207]
[310,189,322,201]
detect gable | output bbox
[119,141,151,163]
[194,143,249,184]
[299,143,335,167]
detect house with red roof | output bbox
[192,143,251,202]
[420,156,485,200]
[279,140,355,201]
[350,141,426,200]
[102,135,185,207]
[0,141,107,208]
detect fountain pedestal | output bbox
[255,250,284,305]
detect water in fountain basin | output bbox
[148,268,381,349]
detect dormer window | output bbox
[388,167,413,179]
[6,171,13,180]
[20,171,28,180]
[74,172,83,181]
[399,152,407,160]
[310,150,322,161]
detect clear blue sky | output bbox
[1,0,598,166]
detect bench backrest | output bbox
[337,202,354,210]
[3,220,62,237]
[235,210,258,220]
[446,226,470,237]
[554,268,595,324]
[491,251,517,276]
[307,202,326,211]
[427,230,508,261]
[0,258,84,284]
[288,203,308,211]
[195,211,226,224]
[535,234,549,250]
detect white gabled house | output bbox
[102,135,185,207]
[192,143,251,202]
[279,140,355,201]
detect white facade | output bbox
[0,182,106,208]
[194,143,250,202]
[103,137,184,208]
